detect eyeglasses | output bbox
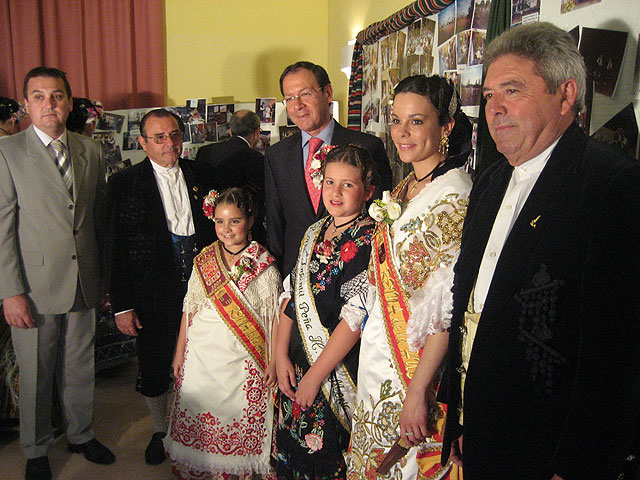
[282,87,324,106]
[144,131,182,144]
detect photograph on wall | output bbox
[92,132,122,166]
[438,36,458,72]
[189,123,205,144]
[186,98,206,123]
[561,0,600,14]
[456,30,472,67]
[469,29,486,66]
[421,18,436,55]
[511,0,540,26]
[96,112,125,133]
[126,109,146,134]
[106,159,131,178]
[279,125,299,139]
[204,122,217,142]
[568,25,580,46]
[456,0,474,34]
[591,103,638,160]
[256,98,276,125]
[122,132,142,151]
[579,27,627,97]
[407,20,423,56]
[438,1,457,46]
[421,54,435,75]
[165,106,190,128]
[216,123,231,142]
[444,71,461,97]
[206,104,234,124]
[406,54,421,76]
[472,0,490,30]
[460,65,483,117]
[363,43,380,97]
[257,130,271,154]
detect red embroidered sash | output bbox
[194,241,274,371]
[371,224,421,390]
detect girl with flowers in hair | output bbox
[346,75,473,480]
[275,144,379,479]
[165,187,282,479]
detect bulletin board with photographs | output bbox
[94,99,340,177]
[360,0,489,182]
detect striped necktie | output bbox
[51,139,73,194]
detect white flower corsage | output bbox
[309,144,338,189]
[369,191,403,225]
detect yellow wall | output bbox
[164,0,411,124]
[327,0,412,124]
[164,0,329,105]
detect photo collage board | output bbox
[361,0,490,180]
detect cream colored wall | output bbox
[164,0,329,105]
[327,0,411,124]
[164,0,412,123]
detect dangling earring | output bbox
[439,135,449,155]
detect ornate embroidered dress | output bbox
[165,241,282,480]
[276,215,374,480]
[347,168,471,480]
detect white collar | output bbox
[33,125,68,148]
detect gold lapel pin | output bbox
[193,186,199,192]
[530,215,541,228]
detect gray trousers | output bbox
[11,304,96,458]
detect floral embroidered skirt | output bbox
[276,364,350,480]
[165,307,274,479]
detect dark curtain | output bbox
[475,0,511,174]
[0,0,164,111]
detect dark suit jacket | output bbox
[264,121,392,275]
[195,136,266,243]
[106,158,216,321]
[443,123,640,479]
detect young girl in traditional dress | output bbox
[347,75,472,479]
[275,144,378,479]
[165,187,282,480]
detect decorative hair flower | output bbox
[13,102,27,122]
[87,100,104,123]
[309,144,338,189]
[369,191,403,225]
[202,189,218,220]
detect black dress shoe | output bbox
[25,456,51,480]
[68,438,115,465]
[145,432,167,465]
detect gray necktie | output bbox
[51,139,73,194]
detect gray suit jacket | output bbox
[0,125,106,314]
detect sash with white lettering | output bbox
[194,241,274,371]
[294,219,357,431]
[371,222,421,390]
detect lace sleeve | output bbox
[339,270,369,332]
[400,191,468,350]
[183,266,209,317]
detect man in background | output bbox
[0,66,114,480]
[265,61,392,275]
[443,22,640,479]
[195,109,266,243]
[107,109,215,466]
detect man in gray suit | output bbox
[0,67,114,480]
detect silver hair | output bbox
[484,22,586,114]
[230,110,260,138]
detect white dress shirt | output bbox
[473,139,559,312]
[150,159,195,236]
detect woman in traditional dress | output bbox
[347,75,473,480]
[165,187,282,480]
[275,145,378,479]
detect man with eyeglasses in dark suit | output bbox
[106,108,215,466]
[264,61,392,276]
